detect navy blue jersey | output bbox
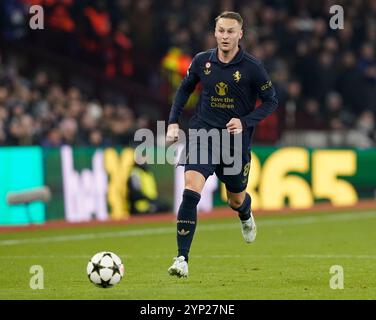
[168,46,278,130]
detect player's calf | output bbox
[228,192,252,221]
[176,188,201,262]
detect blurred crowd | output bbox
[0,67,149,146]
[0,0,375,146]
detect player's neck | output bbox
[217,46,240,64]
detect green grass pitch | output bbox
[0,209,375,300]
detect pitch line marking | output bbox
[0,254,376,260]
[0,210,375,246]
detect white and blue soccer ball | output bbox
[87,251,125,288]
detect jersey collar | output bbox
[209,45,244,66]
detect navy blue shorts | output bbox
[178,116,253,194]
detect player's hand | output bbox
[226,118,243,134]
[166,123,179,143]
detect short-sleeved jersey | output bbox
[168,46,278,130]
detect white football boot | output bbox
[240,211,257,243]
[168,256,188,278]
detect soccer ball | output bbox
[87,251,125,288]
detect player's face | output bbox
[215,18,243,53]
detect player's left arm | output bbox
[239,62,279,129]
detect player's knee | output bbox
[184,172,205,194]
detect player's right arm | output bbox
[167,55,201,142]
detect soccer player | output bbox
[166,11,278,277]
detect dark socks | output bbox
[177,189,201,262]
[230,193,251,221]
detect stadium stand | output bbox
[0,0,375,146]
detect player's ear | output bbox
[239,29,243,40]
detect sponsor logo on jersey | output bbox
[215,82,228,96]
